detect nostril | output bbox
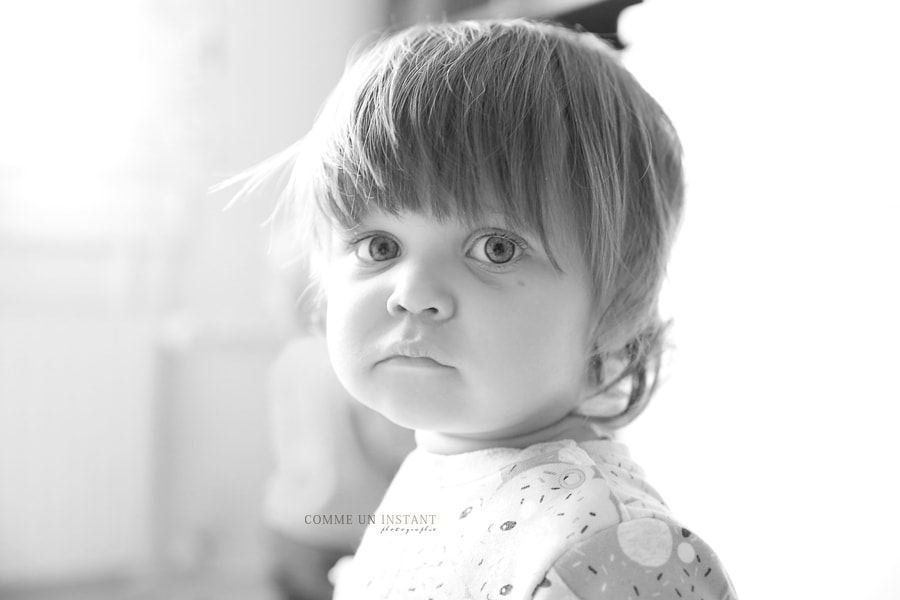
[394,303,439,316]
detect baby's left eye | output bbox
[468,233,526,266]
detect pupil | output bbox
[369,236,397,261]
[485,237,514,264]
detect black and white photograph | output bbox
[1,1,898,599]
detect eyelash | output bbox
[347,229,529,268]
[347,232,399,264]
[467,230,529,270]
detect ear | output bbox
[579,347,629,418]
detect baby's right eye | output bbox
[354,234,400,262]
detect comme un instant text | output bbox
[304,513,437,526]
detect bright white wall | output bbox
[619,2,900,599]
[144,0,391,581]
[221,0,389,170]
[0,316,157,583]
[148,0,391,582]
[0,0,388,588]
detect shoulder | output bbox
[477,438,668,530]
[498,437,671,521]
[494,440,736,599]
[534,518,738,600]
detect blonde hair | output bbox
[221,19,684,427]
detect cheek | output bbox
[471,287,590,384]
[324,271,381,373]
[329,281,374,326]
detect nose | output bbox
[386,262,455,321]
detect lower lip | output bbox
[380,356,451,369]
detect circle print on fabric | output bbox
[677,541,696,563]
[616,519,673,567]
[559,468,586,489]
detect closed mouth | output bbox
[379,340,452,368]
[381,355,452,369]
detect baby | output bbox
[228,19,737,600]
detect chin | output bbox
[366,390,463,432]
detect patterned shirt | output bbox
[334,436,737,599]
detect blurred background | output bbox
[1,1,898,599]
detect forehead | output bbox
[349,203,524,234]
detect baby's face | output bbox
[323,207,594,443]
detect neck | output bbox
[414,414,602,455]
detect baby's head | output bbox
[236,20,683,435]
